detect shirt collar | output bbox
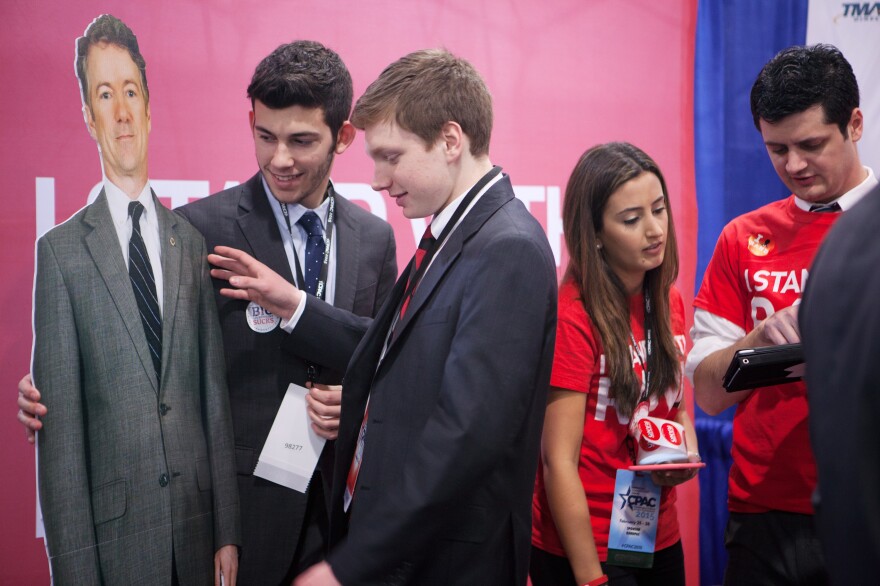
[793,166,877,212]
[262,175,332,229]
[104,179,155,229]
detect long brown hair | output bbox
[563,142,680,418]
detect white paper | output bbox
[254,383,326,492]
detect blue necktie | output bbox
[297,211,325,295]
[128,201,162,380]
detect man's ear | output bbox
[83,104,98,141]
[848,107,863,143]
[248,109,256,132]
[335,121,357,154]
[440,121,464,162]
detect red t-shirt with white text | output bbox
[694,196,839,514]
[531,280,688,559]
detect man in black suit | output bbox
[210,49,558,586]
[799,183,880,586]
[20,41,397,584]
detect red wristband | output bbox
[582,575,609,586]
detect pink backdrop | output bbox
[0,1,699,582]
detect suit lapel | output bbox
[236,174,296,283]
[84,190,159,393]
[385,177,514,352]
[334,179,515,517]
[332,194,360,312]
[157,193,181,392]
[334,269,408,479]
[345,268,409,396]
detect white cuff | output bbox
[684,309,746,384]
[280,291,308,333]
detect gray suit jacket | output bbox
[34,190,240,584]
[177,173,397,584]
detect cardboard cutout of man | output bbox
[21,39,397,584]
[32,14,239,584]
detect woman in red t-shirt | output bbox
[530,143,700,586]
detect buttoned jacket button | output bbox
[159,473,169,487]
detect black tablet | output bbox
[722,343,804,392]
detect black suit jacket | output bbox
[296,176,557,585]
[177,173,397,585]
[800,184,880,586]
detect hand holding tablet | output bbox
[722,343,805,392]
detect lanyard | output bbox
[626,287,653,463]
[629,287,652,403]
[400,166,502,305]
[279,191,335,302]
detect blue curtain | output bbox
[694,0,808,288]
[693,1,807,584]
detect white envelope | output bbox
[254,383,327,492]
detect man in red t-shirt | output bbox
[685,44,877,585]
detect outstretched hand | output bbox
[208,246,304,321]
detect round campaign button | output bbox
[246,301,280,333]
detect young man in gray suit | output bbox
[21,40,397,584]
[211,49,558,586]
[31,14,240,584]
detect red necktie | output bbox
[399,225,435,318]
[344,225,435,511]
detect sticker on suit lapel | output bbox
[246,301,280,333]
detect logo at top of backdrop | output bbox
[838,3,880,21]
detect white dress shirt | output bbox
[104,180,164,316]
[263,176,338,324]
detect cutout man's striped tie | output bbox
[128,201,162,380]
